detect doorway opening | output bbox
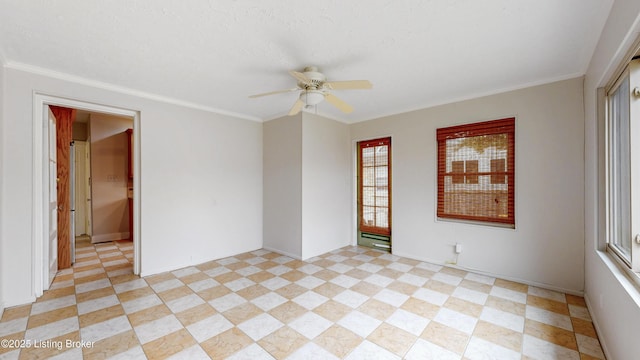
[33,94,141,297]
[356,137,392,252]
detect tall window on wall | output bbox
[358,137,391,236]
[607,58,640,271]
[437,118,515,227]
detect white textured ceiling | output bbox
[0,0,613,123]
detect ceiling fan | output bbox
[249,66,373,115]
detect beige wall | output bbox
[351,77,585,293]
[1,67,264,306]
[90,113,133,242]
[0,60,4,315]
[263,115,303,258]
[263,112,351,260]
[301,113,351,259]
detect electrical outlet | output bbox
[455,243,463,254]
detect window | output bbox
[358,137,391,236]
[437,118,515,226]
[606,58,640,270]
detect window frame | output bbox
[606,59,640,272]
[436,117,515,227]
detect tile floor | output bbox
[0,238,605,359]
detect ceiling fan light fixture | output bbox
[301,90,325,106]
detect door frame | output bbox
[33,94,141,297]
[351,135,393,248]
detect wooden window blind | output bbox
[436,118,515,226]
[358,137,391,236]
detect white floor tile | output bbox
[186,313,233,342]
[288,312,333,339]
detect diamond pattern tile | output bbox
[0,237,605,359]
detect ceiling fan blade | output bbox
[324,93,353,114]
[324,80,372,90]
[289,70,312,86]
[288,99,304,116]
[249,87,299,98]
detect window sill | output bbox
[600,249,640,302]
[436,217,515,230]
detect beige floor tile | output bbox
[387,280,418,295]
[473,320,523,352]
[223,303,263,325]
[176,303,217,327]
[108,273,139,286]
[350,281,382,297]
[424,280,456,295]
[247,271,275,283]
[314,324,362,358]
[276,283,307,299]
[215,271,242,284]
[314,269,340,281]
[0,331,24,356]
[27,305,77,329]
[37,285,76,302]
[225,261,250,271]
[258,326,307,359]
[19,330,80,359]
[269,301,308,324]
[344,268,371,280]
[444,297,483,318]
[128,303,172,327]
[368,322,416,356]
[116,286,154,303]
[79,304,125,328]
[358,299,397,321]
[528,294,570,315]
[494,278,528,293]
[377,268,402,279]
[421,321,470,355]
[1,305,32,322]
[201,327,253,360]
[157,286,193,303]
[566,294,587,307]
[313,282,346,298]
[198,285,232,301]
[179,271,209,285]
[401,297,440,319]
[440,267,468,278]
[409,267,436,279]
[312,259,336,268]
[76,287,116,304]
[280,270,306,282]
[524,318,578,350]
[82,329,140,359]
[572,317,597,338]
[485,295,526,316]
[255,260,279,270]
[236,284,270,300]
[460,279,493,294]
[145,272,176,285]
[312,300,352,322]
[142,328,197,359]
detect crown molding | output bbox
[5,61,261,122]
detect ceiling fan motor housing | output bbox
[301,66,326,89]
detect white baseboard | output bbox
[262,246,302,260]
[91,232,130,243]
[584,293,611,360]
[4,295,36,309]
[391,250,584,296]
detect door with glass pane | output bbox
[357,137,391,251]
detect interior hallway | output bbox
[0,239,605,359]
